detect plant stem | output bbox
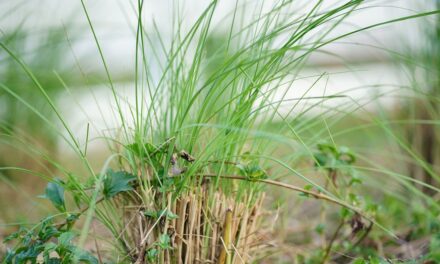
[57,174,372,231]
[198,174,370,220]
[321,219,345,264]
[219,208,233,264]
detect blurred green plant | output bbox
[0,28,76,145]
[399,1,440,195]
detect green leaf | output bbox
[304,184,313,191]
[349,173,362,186]
[240,151,254,164]
[65,214,80,231]
[340,207,351,218]
[156,234,172,250]
[40,179,66,212]
[235,163,246,174]
[46,258,62,264]
[4,249,15,263]
[428,233,440,260]
[43,242,58,262]
[74,248,99,264]
[144,210,157,218]
[144,209,179,220]
[236,163,267,181]
[58,232,76,247]
[14,244,44,263]
[164,210,179,220]
[147,248,159,262]
[313,153,328,167]
[365,202,379,216]
[314,223,325,234]
[352,258,367,264]
[44,242,57,252]
[103,169,137,199]
[3,228,23,242]
[317,143,338,156]
[348,193,360,205]
[338,146,356,164]
[38,221,59,241]
[299,184,313,197]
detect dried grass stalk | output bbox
[121,185,264,263]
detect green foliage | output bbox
[299,184,314,197]
[313,142,361,191]
[2,218,97,264]
[0,28,74,142]
[427,233,440,261]
[43,232,98,264]
[142,233,173,262]
[103,169,137,199]
[236,163,268,181]
[126,142,160,159]
[314,223,325,235]
[156,234,172,250]
[314,143,356,170]
[352,256,392,264]
[144,209,179,220]
[39,179,66,212]
[146,248,159,262]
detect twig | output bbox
[331,221,373,263]
[321,219,345,264]
[195,174,371,222]
[351,220,373,249]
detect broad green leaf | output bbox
[74,248,99,264]
[43,242,58,263]
[40,180,66,212]
[44,242,57,252]
[58,232,76,247]
[156,234,172,250]
[103,169,137,199]
[14,244,44,263]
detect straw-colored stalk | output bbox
[121,183,265,263]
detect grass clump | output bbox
[1,0,440,263]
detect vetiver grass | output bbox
[1,0,439,263]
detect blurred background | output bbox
[0,0,438,261]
